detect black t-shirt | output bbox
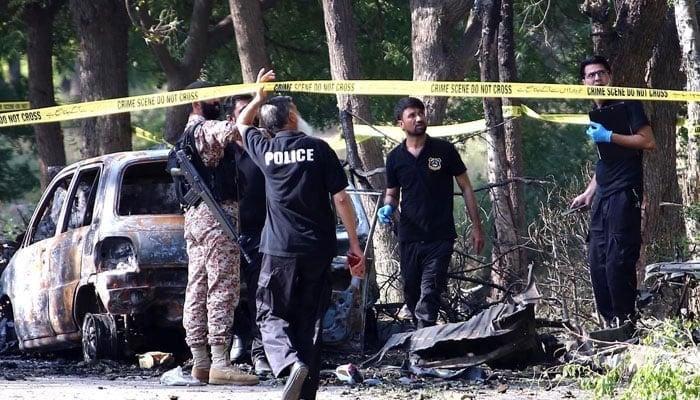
[593,100,649,197]
[386,135,467,242]
[233,143,266,236]
[243,128,348,257]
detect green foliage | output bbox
[521,117,596,186]
[683,202,700,230]
[622,361,700,400]
[0,142,39,202]
[564,319,700,400]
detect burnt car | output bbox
[0,149,377,361]
[0,150,187,361]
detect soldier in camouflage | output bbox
[179,80,258,386]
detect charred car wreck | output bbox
[0,150,374,361]
[0,150,189,361]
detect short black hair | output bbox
[394,97,425,121]
[223,94,254,116]
[183,80,214,114]
[579,55,611,79]
[184,80,214,90]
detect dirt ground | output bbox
[0,350,592,400]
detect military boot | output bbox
[209,344,259,386]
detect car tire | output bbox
[0,316,18,354]
[81,313,119,362]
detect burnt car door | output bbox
[9,171,75,342]
[49,165,102,336]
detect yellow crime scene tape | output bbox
[0,80,695,129]
[0,102,30,112]
[0,80,700,136]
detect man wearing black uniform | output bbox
[237,68,366,400]
[223,94,272,375]
[571,55,655,326]
[376,97,484,330]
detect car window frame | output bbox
[25,171,76,246]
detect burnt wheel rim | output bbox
[82,313,117,362]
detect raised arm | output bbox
[236,68,276,144]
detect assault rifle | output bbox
[170,149,251,263]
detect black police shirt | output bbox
[232,143,266,237]
[386,135,467,242]
[243,127,348,258]
[593,100,649,198]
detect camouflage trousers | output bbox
[183,200,240,347]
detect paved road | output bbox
[0,376,352,400]
[0,374,590,400]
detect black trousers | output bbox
[399,240,454,329]
[588,190,641,323]
[256,253,332,400]
[231,233,265,362]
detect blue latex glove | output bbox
[377,204,394,224]
[586,121,612,143]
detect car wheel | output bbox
[0,316,17,354]
[0,300,17,354]
[81,313,119,362]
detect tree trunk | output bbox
[409,0,479,124]
[674,0,700,313]
[130,0,233,143]
[70,0,131,157]
[25,1,66,188]
[479,0,520,299]
[497,0,526,284]
[229,0,271,83]
[321,0,400,304]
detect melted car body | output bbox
[0,150,187,360]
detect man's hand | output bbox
[237,68,276,133]
[377,204,394,224]
[570,192,594,210]
[587,121,612,143]
[254,68,275,100]
[346,251,366,279]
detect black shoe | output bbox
[254,358,272,375]
[230,335,246,362]
[282,361,308,400]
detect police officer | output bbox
[223,94,272,375]
[178,81,258,386]
[377,96,484,330]
[571,55,655,326]
[237,69,366,400]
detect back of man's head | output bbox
[394,97,425,121]
[260,96,294,133]
[184,81,214,114]
[223,94,254,119]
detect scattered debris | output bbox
[334,363,363,385]
[159,365,205,386]
[363,303,542,373]
[137,351,175,369]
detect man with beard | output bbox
[570,55,655,327]
[237,68,366,400]
[177,81,258,386]
[376,96,484,331]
